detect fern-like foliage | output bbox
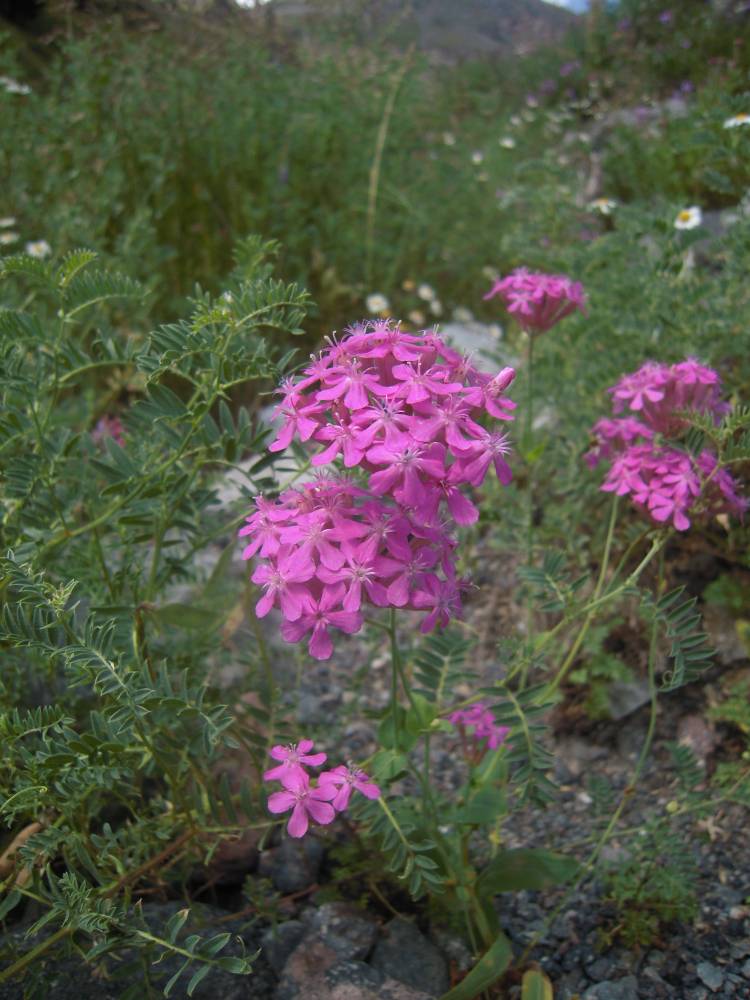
[640,587,714,690]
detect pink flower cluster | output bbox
[264,739,380,838]
[484,268,586,333]
[92,415,125,447]
[448,702,509,751]
[587,359,747,531]
[240,321,517,659]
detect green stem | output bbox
[517,548,666,970]
[545,496,619,698]
[520,332,535,690]
[0,926,72,984]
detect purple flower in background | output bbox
[658,10,673,24]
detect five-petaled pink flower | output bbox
[267,771,337,838]
[263,740,328,784]
[318,765,381,811]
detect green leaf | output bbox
[454,786,506,826]
[187,964,212,996]
[404,693,436,734]
[148,603,223,633]
[477,849,578,896]
[438,931,512,1000]
[522,968,553,1000]
[0,889,22,920]
[370,749,409,782]
[166,908,190,944]
[377,709,418,752]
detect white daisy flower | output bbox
[0,232,19,246]
[429,299,443,317]
[588,197,617,215]
[442,131,456,146]
[0,217,16,228]
[0,76,31,95]
[407,309,425,327]
[499,136,516,149]
[453,307,474,323]
[723,113,750,129]
[365,292,389,314]
[509,115,522,127]
[471,150,484,165]
[25,240,51,258]
[417,283,436,302]
[674,206,702,230]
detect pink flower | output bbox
[92,415,126,447]
[251,548,316,620]
[239,319,518,659]
[264,739,328,785]
[484,269,586,334]
[589,359,746,531]
[318,764,381,810]
[267,771,337,838]
[449,702,510,750]
[280,584,363,660]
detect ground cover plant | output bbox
[2,1,750,998]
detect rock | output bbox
[276,952,433,1000]
[607,680,652,721]
[742,958,750,979]
[583,975,639,1000]
[696,961,725,992]
[370,918,449,996]
[262,921,307,975]
[676,714,716,768]
[265,835,325,893]
[309,902,378,961]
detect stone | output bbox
[370,918,449,997]
[742,958,750,979]
[267,835,325,893]
[696,962,725,992]
[309,902,378,961]
[583,975,639,1000]
[262,921,306,975]
[276,953,434,1000]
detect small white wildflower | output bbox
[417,283,436,302]
[365,292,389,314]
[674,206,702,230]
[588,197,617,215]
[442,131,456,146]
[509,114,522,127]
[0,76,31,96]
[25,240,51,258]
[429,299,443,317]
[453,306,474,323]
[0,217,16,228]
[407,309,425,327]
[471,150,484,165]
[0,232,19,246]
[723,113,750,129]
[221,291,233,302]
[499,136,516,149]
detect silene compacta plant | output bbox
[1,246,748,999]
[239,276,748,996]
